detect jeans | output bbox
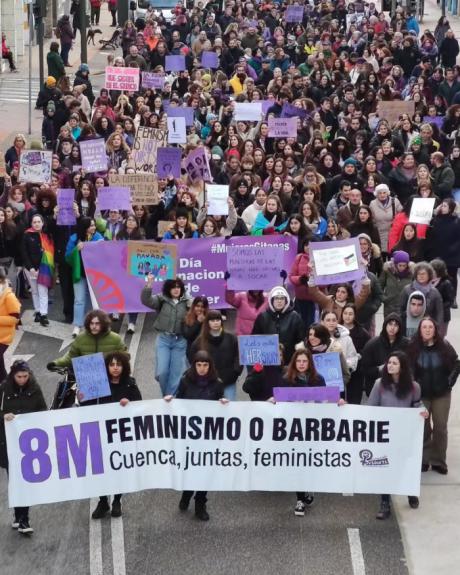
[423,392,451,468]
[155,333,187,396]
[73,278,91,328]
[223,383,236,401]
[24,270,49,315]
[60,42,71,66]
[128,313,137,324]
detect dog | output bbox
[87,28,102,45]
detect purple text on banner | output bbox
[141,72,165,90]
[167,106,194,126]
[57,188,76,226]
[82,236,297,313]
[268,117,297,138]
[185,147,212,183]
[238,335,280,366]
[312,352,344,391]
[285,5,304,23]
[165,55,186,72]
[201,51,219,69]
[273,386,340,403]
[97,187,132,211]
[281,102,309,120]
[227,244,284,290]
[79,139,108,173]
[309,237,364,286]
[157,147,182,178]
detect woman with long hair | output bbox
[368,351,428,519]
[251,194,287,236]
[299,200,327,240]
[341,304,370,404]
[182,296,209,358]
[0,207,18,291]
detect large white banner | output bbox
[5,401,424,506]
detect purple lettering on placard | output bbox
[167,106,195,126]
[57,188,76,226]
[142,72,165,90]
[54,422,104,479]
[268,117,297,138]
[19,428,52,483]
[273,386,340,402]
[165,55,186,72]
[157,147,182,178]
[201,51,219,69]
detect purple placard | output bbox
[141,72,165,90]
[201,51,219,69]
[422,116,443,129]
[79,139,108,173]
[82,236,297,312]
[165,55,186,72]
[285,5,304,23]
[167,106,194,126]
[268,117,297,138]
[227,243,284,290]
[309,238,364,286]
[262,99,275,116]
[97,187,132,211]
[157,147,182,178]
[57,188,76,226]
[281,102,309,120]
[273,386,340,402]
[185,147,212,183]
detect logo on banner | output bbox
[359,449,389,467]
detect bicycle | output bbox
[48,366,77,410]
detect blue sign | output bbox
[238,335,280,366]
[312,352,344,391]
[72,353,111,402]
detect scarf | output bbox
[412,280,431,295]
[311,343,328,353]
[37,232,55,288]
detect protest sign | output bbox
[312,353,344,391]
[0,155,6,177]
[6,400,424,506]
[285,5,304,22]
[132,127,168,174]
[185,147,212,183]
[57,188,76,226]
[141,72,165,90]
[18,150,52,183]
[79,139,108,173]
[422,116,443,129]
[167,116,187,144]
[409,198,436,225]
[127,241,177,279]
[273,387,341,403]
[227,243,284,290]
[234,102,263,121]
[165,55,186,72]
[206,184,229,215]
[262,100,275,116]
[108,173,159,205]
[309,238,363,286]
[97,187,132,211]
[201,50,219,69]
[157,147,182,178]
[167,106,195,126]
[71,352,111,403]
[377,101,415,125]
[82,236,297,312]
[105,66,140,91]
[238,335,280,366]
[268,117,297,138]
[157,220,175,238]
[281,102,309,120]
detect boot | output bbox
[40,314,50,327]
[111,496,122,518]
[92,497,110,519]
[408,496,419,509]
[195,500,209,521]
[34,312,41,323]
[376,500,391,520]
[179,492,192,511]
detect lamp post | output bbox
[80,0,87,63]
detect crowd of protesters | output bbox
[0,0,460,534]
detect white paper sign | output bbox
[234,102,263,121]
[18,150,53,183]
[312,244,359,277]
[167,116,187,144]
[207,184,229,215]
[409,198,436,225]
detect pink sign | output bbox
[105,67,140,91]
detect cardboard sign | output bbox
[309,238,363,286]
[185,147,212,183]
[206,184,229,215]
[238,335,280,366]
[409,198,435,225]
[268,117,297,138]
[227,244,284,290]
[108,173,159,205]
[132,127,168,174]
[18,150,52,184]
[201,51,219,69]
[157,147,182,179]
[234,102,263,121]
[273,386,341,402]
[79,139,108,173]
[157,220,175,238]
[312,353,344,391]
[105,66,140,92]
[167,116,187,144]
[97,187,132,211]
[127,241,177,279]
[72,353,111,402]
[57,188,76,226]
[165,55,186,72]
[377,101,415,125]
[141,72,165,90]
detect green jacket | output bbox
[54,330,127,368]
[47,50,65,81]
[141,288,191,334]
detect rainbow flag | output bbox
[38,232,55,288]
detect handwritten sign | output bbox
[105,66,140,91]
[72,352,111,402]
[234,102,263,121]
[97,187,132,211]
[18,150,52,184]
[285,5,304,23]
[238,335,280,366]
[377,101,415,125]
[167,106,194,126]
[273,386,340,402]
[227,243,284,290]
[310,238,363,285]
[409,197,435,225]
[141,72,165,90]
[268,117,297,138]
[165,55,186,72]
[206,184,229,215]
[201,51,219,69]
[127,241,177,279]
[132,127,168,174]
[57,188,76,226]
[312,352,344,391]
[185,147,212,183]
[108,173,159,205]
[79,139,108,173]
[167,116,187,144]
[157,147,182,178]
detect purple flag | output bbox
[262,99,275,116]
[79,139,108,173]
[57,188,76,226]
[273,386,340,402]
[167,106,195,126]
[165,55,186,72]
[97,187,132,211]
[157,147,182,178]
[201,51,219,69]
[141,72,165,89]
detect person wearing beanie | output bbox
[46,76,57,89]
[0,360,47,534]
[379,250,414,316]
[46,41,65,82]
[163,205,199,239]
[73,63,95,106]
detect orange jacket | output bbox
[0,287,21,345]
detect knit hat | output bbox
[269,286,290,313]
[10,360,31,375]
[343,158,357,167]
[227,149,241,159]
[46,76,57,88]
[79,63,90,73]
[411,135,422,146]
[175,205,189,219]
[392,250,410,264]
[211,146,224,160]
[358,233,372,246]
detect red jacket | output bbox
[289,253,314,301]
[388,212,427,253]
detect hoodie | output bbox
[405,290,426,338]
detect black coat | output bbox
[176,372,224,401]
[252,305,305,362]
[425,214,460,268]
[190,332,242,389]
[243,365,285,401]
[73,71,95,106]
[281,373,326,387]
[80,377,142,406]
[0,378,47,468]
[355,272,383,327]
[21,230,45,270]
[410,340,460,399]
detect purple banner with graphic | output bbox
[82,236,297,312]
[273,386,340,403]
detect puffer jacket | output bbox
[379,261,414,317]
[54,330,127,367]
[225,289,268,336]
[141,289,191,334]
[369,196,403,252]
[0,287,21,345]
